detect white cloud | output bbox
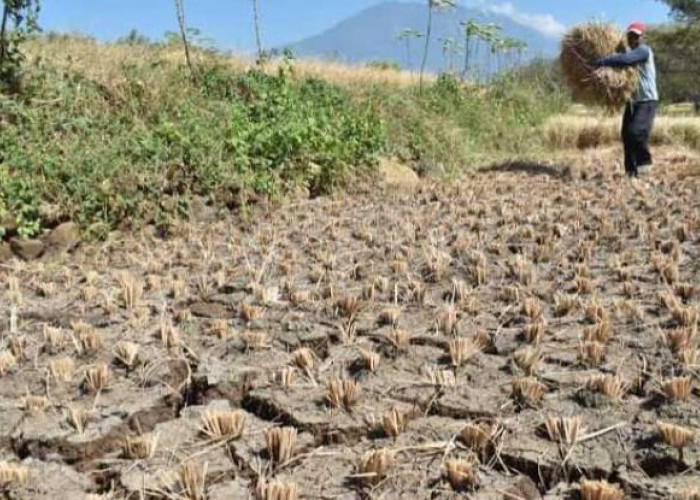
[476,2,567,39]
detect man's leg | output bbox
[629,101,657,176]
[621,104,636,176]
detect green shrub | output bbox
[0,56,385,237]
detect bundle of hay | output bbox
[560,23,638,109]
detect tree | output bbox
[647,23,700,109]
[419,0,456,92]
[174,0,196,80]
[460,18,481,79]
[397,28,422,72]
[0,0,40,90]
[251,0,264,62]
[439,36,459,73]
[658,0,700,20]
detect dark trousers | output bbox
[622,101,657,176]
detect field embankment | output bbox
[0,36,566,242]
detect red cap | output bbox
[627,22,647,35]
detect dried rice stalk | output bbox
[560,23,638,108]
[579,479,625,500]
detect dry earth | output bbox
[1,147,700,500]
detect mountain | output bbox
[282,1,561,75]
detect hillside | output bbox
[283,1,560,75]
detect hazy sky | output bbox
[41,0,672,53]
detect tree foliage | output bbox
[658,0,700,20]
[0,0,40,89]
[647,23,700,104]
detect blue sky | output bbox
[41,0,672,53]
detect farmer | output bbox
[596,22,659,177]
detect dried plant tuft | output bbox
[513,347,542,376]
[579,479,625,500]
[445,458,479,491]
[201,410,246,441]
[579,342,606,367]
[662,376,692,403]
[123,433,159,460]
[543,415,585,445]
[357,448,395,485]
[449,338,480,367]
[511,377,547,406]
[264,427,297,466]
[0,461,30,489]
[381,408,408,438]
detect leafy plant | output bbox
[0,0,41,90]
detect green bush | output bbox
[375,70,569,173]
[0,56,385,237]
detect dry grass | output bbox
[50,357,76,382]
[201,410,246,441]
[585,374,627,400]
[545,114,700,151]
[560,23,637,108]
[0,350,17,377]
[360,349,380,373]
[22,395,48,414]
[656,421,694,458]
[676,487,700,500]
[357,448,395,486]
[327,379,359,410]
[381,408,408,438]
[27,37,427,92]
[543,415,585,445]
[449,337,480,367]
[579,341,606,367]
[67,407,91,434]
[114,341,140,369]
[265,427,297,466]
[459,421,502,459]
[179,462,206,500]
[662,376,692,403]
[579,479,625,500]
[123,433,159,459]
[513,347,542,376]
[511,377,548,406]
[82,362,110,394]
[254,479,299,500]
[444,458,479,491]
[0,461,30,488]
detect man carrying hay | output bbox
[596,22,658,177]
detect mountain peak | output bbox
[283,2,559,73]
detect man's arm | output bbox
[596,45,650,68]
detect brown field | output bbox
[1,146,699,499]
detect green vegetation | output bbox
[0,50,384,238]
[648,23,700,107]
[0,0,41,89]
[0,28,567,240]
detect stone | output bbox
[190,301,232,319]
[380,158,420,187]
[46,222,80,250]
[10,237,45,260]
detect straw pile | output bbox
[560,23,638,108]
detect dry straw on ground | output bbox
[560,23,637,108]
[545,114,700,150]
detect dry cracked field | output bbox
[1,147,700,500]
